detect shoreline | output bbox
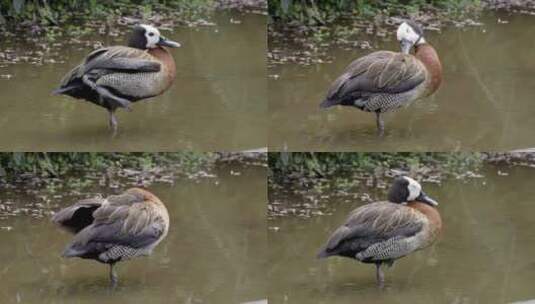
[268,0,535,67]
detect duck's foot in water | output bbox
[109,263,118,289]
[375,112,385,137]
[375,263,385,289]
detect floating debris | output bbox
[230,18,242,24]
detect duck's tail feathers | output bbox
[319,98,339,109]
[62,245,85,258]
[316,247,333,259]
[52,84,80,95]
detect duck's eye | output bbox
[148,32,155,37]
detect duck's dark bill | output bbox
[400,39,412,54]
[417,191,438,206]
[158,37,181,48]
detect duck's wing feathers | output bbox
[322,51,425,107]
[54,47,161,95]
[317,202,425,258]
[51,197,104,234]
[80,46,161,75]
[70,192,166,250]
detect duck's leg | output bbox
[108,109,118,132]
[109,262,118,288]
[375,112,385,137]
[375,262,385,288]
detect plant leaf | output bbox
[12,0,25,14]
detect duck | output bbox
[51,188,170,287]
[53,24,181,132]
[320,21,442,136]
[317,176,441,288]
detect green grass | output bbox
[0,152,213,178]
[269,0,482,24]
[0,0,216,26]
[269,152,482,178]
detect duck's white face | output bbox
[403,176,439,206]
[404,176,422,201]
[396,22,425,54]
[396,22,425,45]
[140,24,161,49]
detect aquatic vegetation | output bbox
[269,152,483,179]
[268,152,484,218]
[269,152,535,219]
[0,152,213,178]
[0,0,265,29]
[0,0,216,26]
[267,0,535,66]
[269,0,483,24]
[0,152,265,222]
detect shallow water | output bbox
[269,12,535,151]
[0,162,266,304]
[268,164,535,303]
[0,12,266,151]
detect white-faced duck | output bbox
[53,24,181,132]
[317,176,442,288]
[320,21,442,136]
[52,188,169,287]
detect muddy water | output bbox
[268,165,535,303]
[0,12,266,151]
[0,163,266,304]
[269,12,535,151]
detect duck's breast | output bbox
[407,201,442,248]
[415,44,442,97]
[147,46,176,93]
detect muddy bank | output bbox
[0,160,212,222]
[0,153,266,224]
[216,0,267,12]
[268,155,484,219]
[484,0,535,12]
[0,2,264,72]
[217,152,268,166]
[484,152,535,166]
[268,0,535,67]
[269,152,535,219]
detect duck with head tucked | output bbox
[54,24,181,132]
[317,176,442,288]
[320,21,442,136]
[52,188,170,287]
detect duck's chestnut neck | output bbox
[415,43,442,96]
[408,201,442,231]
[148,46,176,88]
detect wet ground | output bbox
[0,11,266,151]
[0,161,266,304]
[268,12,535,151]
[268,164,535,303]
